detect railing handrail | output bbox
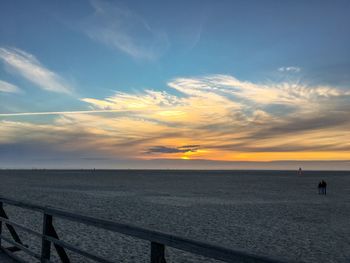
[0,196,289,263]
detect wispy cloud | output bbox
[168,75,348,108]
[0,80,21,93]
[2,74,350,162]
[0,109,129,117]
[74,75,350,160]
[278,66,301,73]
[82,0,169,60]
[0,47,73,94]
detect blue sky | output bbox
[1,0,350,169]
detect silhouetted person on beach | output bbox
[318,180,327,195]
[318,181,322,194]
[322,180,327,195]
[298,167,303,175]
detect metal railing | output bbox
[0,197,287,263]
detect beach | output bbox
[0,170,349,262]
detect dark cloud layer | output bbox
[147,145,200,154]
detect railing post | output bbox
[41,213,52,262]
[0,201,2,248]
[150,242,166,263]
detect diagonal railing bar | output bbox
[0,216,42,238]
[0,216,115,263]
[48,221,70,263]
[0,234,41,260]
[0,196,292,263]
[43,235,114,263]
[1,246,29,263]
[0,205,25,246]
[6,246,22,252]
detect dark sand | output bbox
[0,170,349,262]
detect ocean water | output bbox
[0,170,349,262]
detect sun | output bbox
[181,156,190,160]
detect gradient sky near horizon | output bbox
[1,0,350,169]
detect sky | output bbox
[1,0,350,169]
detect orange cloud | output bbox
[2,74,350,163]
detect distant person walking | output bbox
[322,180,327,195]
[318,180,327,195]
[318,181,322,194]
[298,167,303,175]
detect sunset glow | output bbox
[1,1,350,169]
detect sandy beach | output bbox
[0,170,349,262]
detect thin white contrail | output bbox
[0,109,127,117]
